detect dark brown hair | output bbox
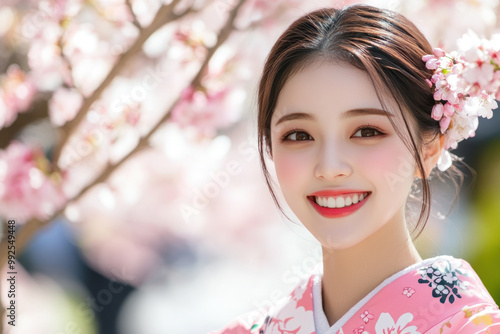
[257,4,464,238]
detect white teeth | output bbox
[352,194,359,204]
[313,192,369,208]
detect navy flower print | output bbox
[417,260,470,304]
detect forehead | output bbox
[272,60,399,123]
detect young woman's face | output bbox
[270,61,418,250]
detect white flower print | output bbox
[374,312,421,334]
[402,288,415,298]
[353,325,366,333]
[266,299,314,334]
[442,272,457,285]
[360,310,374,323]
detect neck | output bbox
[321,214,422,326]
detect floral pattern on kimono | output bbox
[208,255,500,334]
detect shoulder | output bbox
[418,256,500,333]
[427,303,500,333]
[208,274,316,334]
[414,256,496,305]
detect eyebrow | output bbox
[274,108,394,126]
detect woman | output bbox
[210,4,500,333]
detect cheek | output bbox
[274,151,309,186]
[362,146,400,173]
[360,142,416,193]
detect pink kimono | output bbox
[209,255,500,334]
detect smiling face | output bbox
[270,60,420,250]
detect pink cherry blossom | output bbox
[0,141,67,223]
[0,64,36,129]
[425,58,438,70]
[423,30,500,169]
[360,310,375,323]
[462,95,496,119]
[444,111,479,150]
[439,116,451,134]
[353,326,366,334]
[431,104,443,120]
[443,103,455,117]
[48,87,83,126]
[462,62,495,94]
[171,85,243,139]
[422,55,434,62]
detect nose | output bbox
[314,141,353,180]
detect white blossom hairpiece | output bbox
[423,30,499,171]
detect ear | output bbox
[415,134,444,179]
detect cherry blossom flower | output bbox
[0,141,66,223]
[402,287,415,298]
[0,64,36,129]
[462,94,496,119]
[266,301,314,334]
[48,87,83,126]
[422,30,500,170]
[354,326,366,334]
[174,20,217,49]
[26,20,73,90]
[171,85,243,139]
[374,312,420,334]
[361,310,375,323]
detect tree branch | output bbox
[0,98,50,148]
[51,0,188,169]
[125,0,142,30]
[0,8,249,332]
[0,0,248,269]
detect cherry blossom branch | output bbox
[1,4,251,333]
[0,26,77,149]
[0,3,245,330]
[51,0,193,170]
[125,0,142,30]
[0,98,49,148]
[0,0,247,273]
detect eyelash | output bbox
[280,124,386,143]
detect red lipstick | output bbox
[307,190,371,218]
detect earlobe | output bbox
[415,134,445,179]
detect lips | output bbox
[307,190,371,218]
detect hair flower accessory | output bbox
[423,30,499,172]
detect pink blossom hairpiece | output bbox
[423,30,499,171]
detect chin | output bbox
[317,234,369,251]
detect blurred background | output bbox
[0,0,499,333]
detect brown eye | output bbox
[282,130,312,142]
[352,127,383,138]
